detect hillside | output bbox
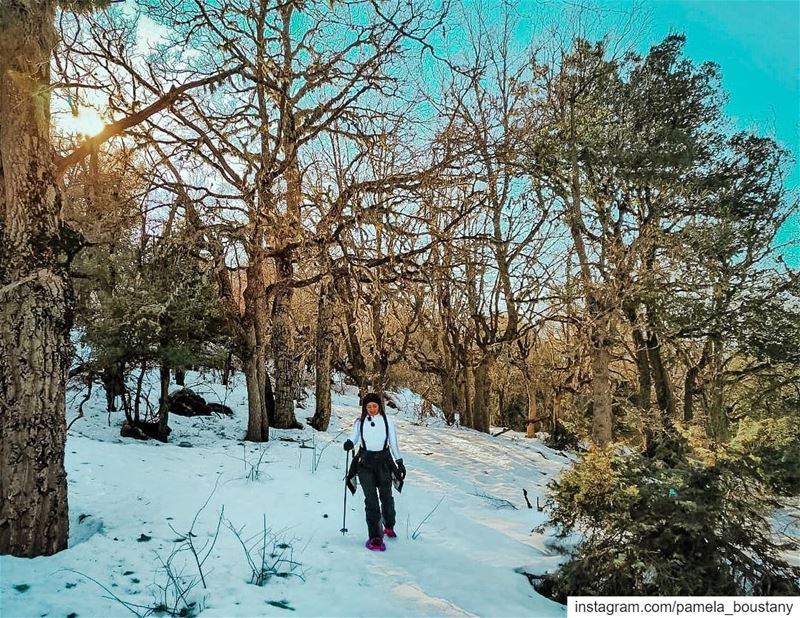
[1,372,569,618]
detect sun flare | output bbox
[61,107,105,137]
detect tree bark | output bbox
[683,365,698,423]
[646,331,675,424]
[526,379,538,438]
[264,365,276,428]
[132,361,146,423]
[271,261,301,429]
[708,336,728,441]
[101,360,126,413]
[624,305,652,410]
[472,356,493,433]
[336,274,369,392]
[565,111,614,446]
[683,339,711,423]
[0,1,70,556]
[268,28,303,427]
[310,278,334,431]
[463,361,475,429]
[242,254,269,441]
[590,329,613,446]
[243,333,267,441]
[221,350,233,386]
[440,373,456,425]
[551,394,561,433]
[157,364,171,442]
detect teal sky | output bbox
[646,1,798,179]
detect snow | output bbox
[1,370,569,618]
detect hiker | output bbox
[343,392,406,551]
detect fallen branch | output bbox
[473,490,518,510]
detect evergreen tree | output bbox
[79,232,227,439]
[537,440,800,600]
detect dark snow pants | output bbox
[357,449,396,539]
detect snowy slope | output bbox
[1,371,569,618]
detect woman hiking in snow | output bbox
[343,392,406,551]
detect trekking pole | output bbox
[341,450,350,535]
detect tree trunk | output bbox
[222,350,233,386]
[497,383,506,426]
[264,366,276,427]
[243,324,268,442]
[551,394,561,433]
[374,352,390,395]
[335,275,369,391]
[453,375,466,421]
[526,379,538,438]
[472,356,492,433]
[292,348,309,404]
[647,331,675,425]
[565,124,612,446]
[590,331,613,446]
[174,366,185,386]
[132,361,146,423]
[101,360,126,413]
[157,364,171,442]
[683,364,698,423]
[624,305,652,410]
[683,339,710,423]
[0,1,70,556]
[270,102,302,428]
[256,340,268,424]
[241,306,269,442]
[310,279,334,431]
[708,337,728,441]
[368,280,391,393]
[463,361,475,429]
[242,254,269,441]
[440,373,456,425]
[271,260,300,429]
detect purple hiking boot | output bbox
[366,537,386,551]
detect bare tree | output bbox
[60,0,447,437]
[0,0,233,557]
[422,4,553,432]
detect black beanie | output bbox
[361,392,383,416]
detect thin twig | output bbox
[473,490,519,510]
[411,496,446,540]
[56,568,149,618]
[67,377,94,431]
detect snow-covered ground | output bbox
[1,370,570,617]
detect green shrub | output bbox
[536,440,800,602]
[730,416,800,496]
[543,420,581,452]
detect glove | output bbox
[343,439,354,452]
[396,458,406,479]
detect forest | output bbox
[1,0,799,612]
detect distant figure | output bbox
[344,392,406,551]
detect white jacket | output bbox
[348,414,401,461]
